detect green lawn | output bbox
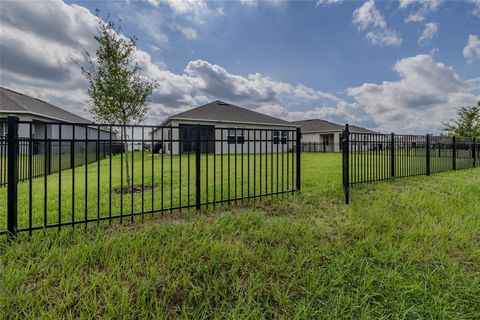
[1,153,480,319]
[0,151,295,232]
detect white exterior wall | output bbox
[153,119,297,155]
[2,113,115,140]
[300,131,341,152]
[333,132,341,152]
[301,132,320,143]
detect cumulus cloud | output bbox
[418,22,438,45]
[0,0,363,127]
[347,55,479,133]
[399,0,442,23]
[353,0,402,46]
[463,34,480,64]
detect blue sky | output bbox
[1,0,479,133]
[78,0,479,90]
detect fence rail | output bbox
[342,124,479,204]
[300,142,331,152]
[1,117,301,238]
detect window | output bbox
[281,130,287,144]
[228,129,236,144]
[273,130,280,144]
[228,128,245,144]
[236,129,245,144]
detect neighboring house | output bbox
[0,86,114,140]
[152,100,298,155]
[292,119,375,152]
[0,86,119,174]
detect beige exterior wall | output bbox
[152,119,297,155]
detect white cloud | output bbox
[463,35,480,64]
[239,0,285,7]
[418,22,438,45]
[147,0,208,16]
[138,0,222,43]
[366,29,403,46]
[353,0,386,31]
[347,55,479,133]
[316,0,344,6]
[240,0,258,6]
[175,25,198,40]
[399,0,442,23]
[353,0,402,46]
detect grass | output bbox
[1,153,480,319]
[0,151,295,231]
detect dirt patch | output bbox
[114,185,153,195]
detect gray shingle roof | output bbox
[292,119,375,134]
[164,100,292,126]
[0,86,92,123]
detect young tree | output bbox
[442,100,480,138]
[80,15,157,192]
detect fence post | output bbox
[71,125,75,169]
[195,125,201,211]
[296,127,301,192]
[342,124,350,204]
[472,137,476,168]
[426,134,431,176]
[7,116,19,239]
[390,132,395,178]
[47,139,52,175]
[452,136,456,170]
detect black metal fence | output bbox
[0,124,123,188]
[342,124,479,204]
[1,117,301,238]
[300,142,330,152]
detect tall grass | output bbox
[1,153,479,319]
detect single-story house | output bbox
[0,86,119,173]
[0,86,115,140]
[292,119,375,152]
[152,100,298,155]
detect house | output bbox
[292,119,375,152]
[0,86,119,173]
[0,86,114,140]
[152,100,298,155]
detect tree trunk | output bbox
[123,126,131,191]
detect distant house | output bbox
[152,100,298,155]
[292,119,375,152]
[0,86,113,140]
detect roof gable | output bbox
[292,119,375,134]
[164,100,292,126]
[292,119,343,132]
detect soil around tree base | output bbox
[114,185,152,194]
